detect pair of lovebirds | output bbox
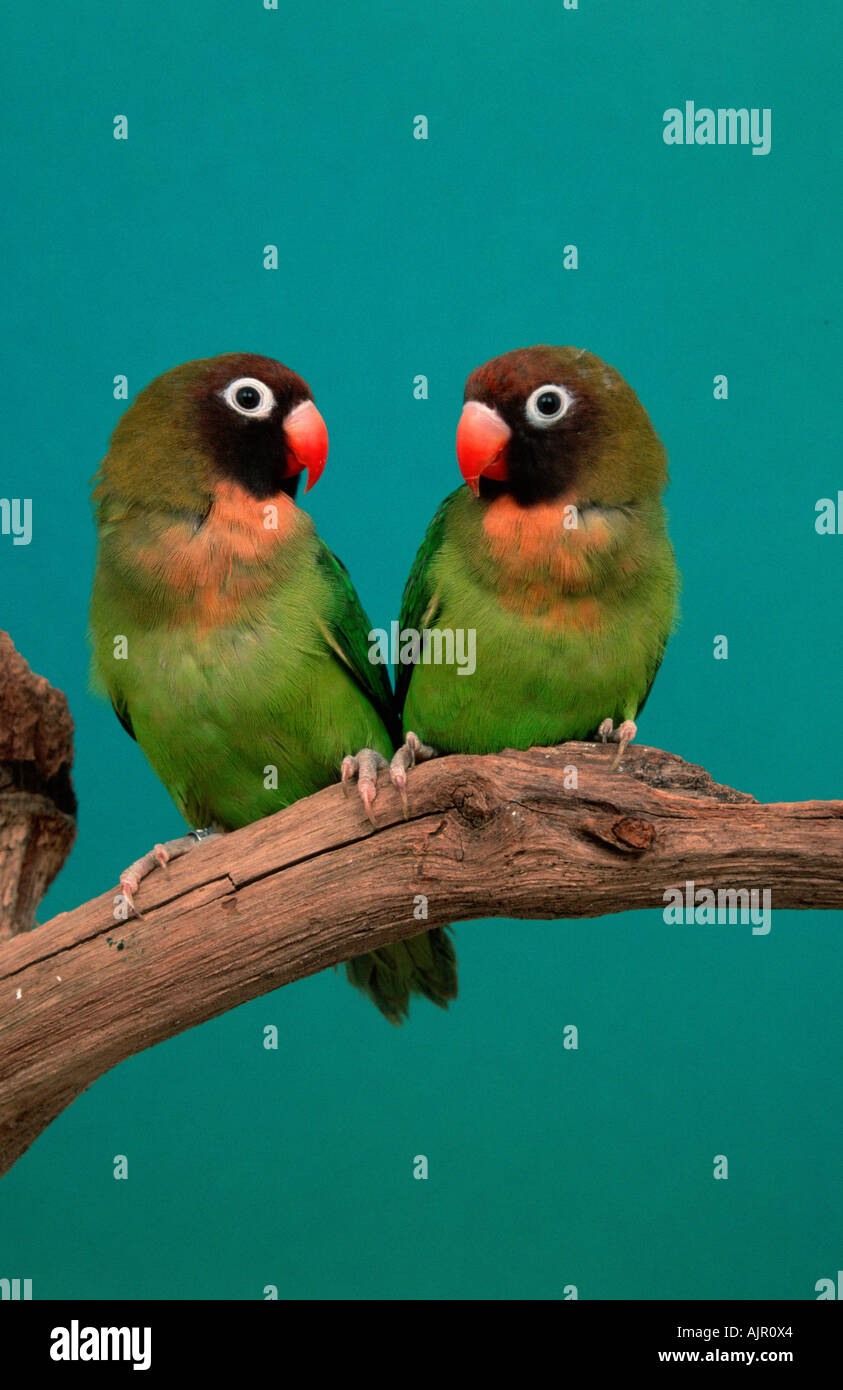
[90,345,678,1023]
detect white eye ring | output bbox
[221,377,276,419]
[525,383,574,427]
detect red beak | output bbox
[456,401,511,495]
[283,399,328,492]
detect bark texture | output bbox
[0,632,76,941]
[1,737,840,1177]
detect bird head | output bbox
[456,345,667,508]
[96,353,328,516]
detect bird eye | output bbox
[222,377,275,419]
[525,383,573,427]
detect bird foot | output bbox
[340,734,438,824]
[340,749,389,825]
[388,731,438,819]
[118,828,222,917]
[597,718,638,771]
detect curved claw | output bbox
[117,830,221,918]
[118,872,144,920]
[608,719,638,771]
[340,749,388,825]
[388,731,438,818]
[389,764,410,820]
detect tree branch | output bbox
[1,739,840,1177]
[0,633,77,940]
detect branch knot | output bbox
[580,814,656,855]
[451,782,499,827]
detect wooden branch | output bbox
[0,633,76,939]
[1,741,840,1177]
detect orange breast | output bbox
[137,482,297,632]
[482,494,614,601]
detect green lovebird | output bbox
[89,352,457,1023]
[383,344,677,803]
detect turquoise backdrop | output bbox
[1,0,840,1299]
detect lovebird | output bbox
[89,352,457,1023]
[382,345,677,804]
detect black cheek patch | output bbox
[505,432,581,506]
[199,396,291,501]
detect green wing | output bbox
[394,490,460,715]
[110,692,137,741]
[315,543,401,745]
[102,546,400,750]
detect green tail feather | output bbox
[345,928,458,1025]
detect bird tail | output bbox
[345,928,458,1025]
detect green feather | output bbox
[394,492,454,712]
[345,929,457,1025]
[91,507,392,825]
[313,544,401,746]
[399,484,676,752]
[89,354,455,1023]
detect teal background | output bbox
[1,0,840,1299]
